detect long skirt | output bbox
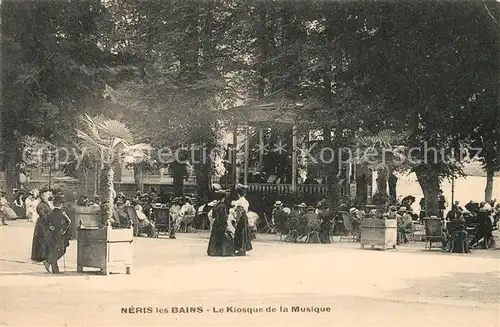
[207,223,235,257]
[2,206,18,220]
[31,219,48,262]
[234,215,253,252]
[13,204,26,218]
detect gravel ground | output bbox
[1,221,499,326]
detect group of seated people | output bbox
[269,199,418,245]
[271,200,335,243]
[442,200,499,252]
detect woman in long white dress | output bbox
[25,189,40,223]
[0,191,18,221]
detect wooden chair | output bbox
[152,207,170,235]
[125,206,139,237]
[424,217,444,250]
[339,212,356,242]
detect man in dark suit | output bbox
[43,194,71,274]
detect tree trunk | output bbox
[485,165,494,202]
[4,154,20,201]
[388,171,398,203]
[257,4,268,99]
[376,169,388,195]
[133,164,144,192]
[195,162,210,201]
[94,161,101,196]
[173,170,184,197]
[355,165,369,206]
[415,167,440,216]
[100,164,115,225]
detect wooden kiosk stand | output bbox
[76,211,133,275]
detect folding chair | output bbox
[262,213,277,234]
[306,221,321,243]
[284,217,300,242]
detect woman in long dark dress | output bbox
[207,191,235,257]
[232,186,253,256]
[318,203,334,243]
[31,188,52,262]
[233,205,253,255]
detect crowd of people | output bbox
[2,182,499,274]
[207,183,253,257]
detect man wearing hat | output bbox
[31,187,53,262]
[272,201,288,236]
[397,207,413,244]
[42,194,71,273]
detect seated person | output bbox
[303,206,320,232]
[134,203,157,237]
[272,201,289,235]
[397,207,414,244]
[318,203,334,243]
[111,198,132,228]
[178,197,196,231]
[448,224,470,253]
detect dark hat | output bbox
[39,186,51,194]
[54,194,65,203]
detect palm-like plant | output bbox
[75,114,152,224]
[354,130,408,204]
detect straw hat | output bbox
[349,207,359,214]
[235,183,248,190]
[398,207,407,213]
[274,201,283,207]
[480,203,493,212]
[295,202,307,208]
